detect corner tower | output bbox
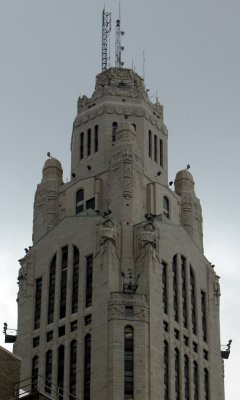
[14,66,225,400]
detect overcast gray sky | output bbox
[0,1,239,398]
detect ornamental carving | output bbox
[134,222,160,269]
[97,219,120,268]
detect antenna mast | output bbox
[102,8,112,71]
[115,5,124,68]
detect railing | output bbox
[14,376,79,400]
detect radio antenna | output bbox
[115,2,125,68]
[102,8,112,71]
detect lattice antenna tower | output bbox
[115,4,125,68]
[102,8,112,71]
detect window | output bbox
[85,255,93,308]
[184,335,189,346]
[80,132,84,160]
[58,345,65,400]
[163,196,169,219]
[86,197,95,210]
[124,326,134,399]
[174,349,180,400]
[181,256,187,328]
[163,341,169,400]
[69,340,77,400]
[174,329,179,340]
[193,342,198,353]
[193,361,199,400]
[48,255,56,324]
[162,262,168,314]
[154,134,157,162]
[163,321,168,332]
[76,189,84,214]
[160,139,163,167]
[148,130,152,158]
[87,128,91,156]
[71,320,78,332]
[184,355,190,400]
[34,278,42,330]
[204,369,209,400]
[60,246,68,319]
[72,246,79,314]
[201,291,207,342]
[125,306,134,318]
[112,122,118,143]
[33,336,40,348]
[94,125,98,153]
[32,355,39,391]
[203,349,208,360]
[190,267,197,335]
[172,255,178,322]
[84,334,91,400]
[58,325,65,337]
[47,331,53,342]
[45,350,52,394]
[85,314,92,326]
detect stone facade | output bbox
[0,346,20,400]
[14,67,225,400]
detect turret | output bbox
[175,169,203,251]
[32,157,63,243]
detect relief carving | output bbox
[135,222,160,269]
[97,219,120,268]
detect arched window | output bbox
[34,278,42,330]
[58,345,65,400]
[163,340,169,400]
[112,122,118,143]
[69,340,77,400]
[124,326,134,399]
[45,350,52,394]
[174,348,180,400]
[72,246,79,314]
[172,255,178,322]
[48,255,56,324]
[32,355,39,391]
[162,262,168,314]
[181,256,187,328]
[148,130,152,158]
[60,246,68,319]
[190,267,197,335]
[132,124,136,131]
[163,196,169,219]
[84,334,91,400]
[204,369,209,400]
[193,361,199,400]
[76,189,84,214]
[184,355,189,400]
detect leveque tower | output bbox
[15,66,225,400]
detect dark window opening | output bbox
[154,134,157,162]
[175,348,180,400]
[160,139,163,167]
[124,326,134,400]
[94,125,98,153]
[76,189,84,214]
[86,197,95,210]
[184,335,189,346]
[201,291,207,342]
[85,314,92,326]
[60,246,68,319]
[125,306,134,318]
[48,255,56,324]
[203,349,208,360]
[33,336,40,348]
[32,356,39,391]
[34,278,42,330]
[85,255,93,308]
[163,341,169,400]
[87,128,91,156]
[174,329,179,340]
[47,331,53,342]
[148,130,152,158]
[58,325,65,337]
[58,345,65,400]
[162,262,168,314]
[71,320,78,332]
[84,334,91,400]
[163,196,169,219]
[163,321,168,332]
[193,361,199,400]
[132,124,136,131]
[204,369,209,400]
[193,342,198,353]
[181,256,187,328]
[172,255,178,322]
[69,340,77,400]
[72,246,79,314]
[80,132,84,160]
[45,350,52,394]
[184,355,190,400]
[112,122,118,143]
[190,267,197,335]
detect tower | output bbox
[14,49,225,400]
